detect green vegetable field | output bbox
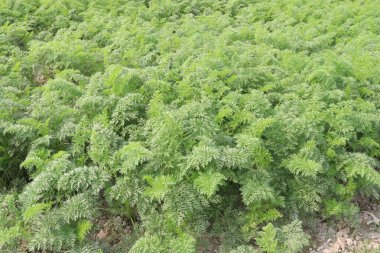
[1,0,380,252]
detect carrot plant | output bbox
[1,0,379,252]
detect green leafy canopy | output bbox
[0,0,379,252]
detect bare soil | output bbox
[308,204,380,253]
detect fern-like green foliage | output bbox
[76,220,92,242]
[284,155,322,178]
[194,171,226,198]
[130,233,196,253]
[23,202,51,222]
[1,0,380,252]
[0,226,20,249]
[241,171,276,206]
[230,245,259,253]
[256,221,309,253]
[57,166,110,194]
[278,220,310,253]
[143,175,175,201]
[256,223,277,253]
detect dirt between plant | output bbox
[308,205,380,253]
[91,204,380,252]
